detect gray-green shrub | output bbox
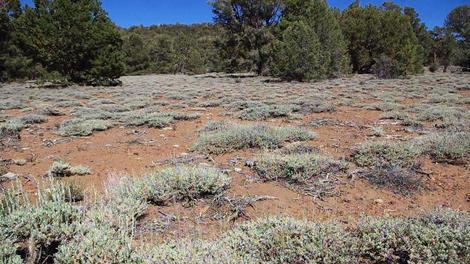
[192,124,315,154]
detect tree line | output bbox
[1,0,469,85]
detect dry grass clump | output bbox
[199,120,230,133]
[417,131,470,164]
[0,120,24,145]
[141,209,470,263]
[351,141,424,194]
[351,141,420,168]
[237,104,298,120]
[417,105,468,127]
[59,118,114,136]
[122,112,200,128]
[104,165,230,206]
[16,114,47,125]
[358,164,424,195]
[140,165,231,205]
[0,182,83,263]
[0,99,25,110]
[252,152,347,197]
[192,123,316,154]
[47,161,91,177]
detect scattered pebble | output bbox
[374,199,384,204]
[0,172,17,181]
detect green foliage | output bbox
[122,24,222,75]
[445,5,470,68]
[211,0,283,74]
[13,0,124,84]
[0,0,33,82]
[431,26,457,71]
[191,123,316,154]
[271,21,323,81]
[341,3,423,77]
[272,0,350,81]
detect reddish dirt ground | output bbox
[2,103,469,241]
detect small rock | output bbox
[173,145,180,148]
[0,172,17,181]
[163,127,173,131]
[374,199,384,204]
[13,159,27,166]
[234,167,242,173]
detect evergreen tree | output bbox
[123,33,151,74]
[211,0,283,74]
[341,2,423,78]
[445,5,470,68]
[271,21,322,81]
[271,0,350,81]
[431,27,456,72]
[404,7,433,64]
[15,0,124,85]
[0,0,32,81]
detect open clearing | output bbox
[1,72,469,257]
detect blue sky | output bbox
[21,0,469,29]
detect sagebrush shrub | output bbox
[351,141,420,167]
[192,123,315,154]
[417,131,470,164]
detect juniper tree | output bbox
[271,0,350,81]
[341,2,423,78]
[211,0,283,74]
[0,0,32,81]
[15,0,124,85]
[445,5,470,68]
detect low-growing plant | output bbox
[199,120,230,132]
[252,152,347,197]
[417,105,468,127]
[237,105,297,120]
[416,131,470,164]
[192,123,316,154]
[358,164,424,195]
[47,161,91,177]
[15,114,47,125]
[59,119,114,136]
[351,141,420,167]
[0,121,24,145]
[354,208,470,263]
[0,99,25,110]
[0,182,83,263]
[142,165,231,205]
